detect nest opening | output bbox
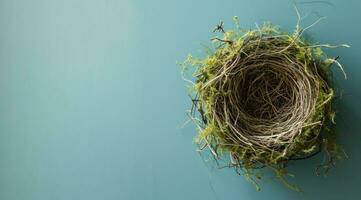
[215,51,322,152]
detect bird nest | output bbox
[181,17,348,190]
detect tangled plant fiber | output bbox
[182,15,348,190]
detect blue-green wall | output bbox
[0,0,360,199]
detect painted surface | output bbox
[0,0,360,199]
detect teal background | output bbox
[0,0,360,199]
